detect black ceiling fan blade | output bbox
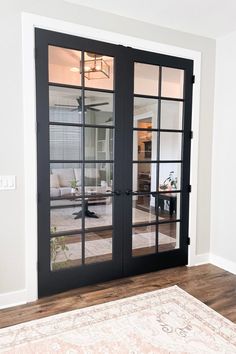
[76,97,83,106]
[85,102,109,108]
[88,107,100,112]
[55,104,78,108]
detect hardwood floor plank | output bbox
[1,264,236,329]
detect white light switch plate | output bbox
[0,176,16,190]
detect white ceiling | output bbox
[65,0,236,39]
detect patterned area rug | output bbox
[1,286,236,353]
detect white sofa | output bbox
[50,167,108,198]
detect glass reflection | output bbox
[133,97,158,129]
[48,46,81,86]
[160,100,183,130]
[85,230,112,264]
[133,131,157,161]
[50,235,82,271]
[85,90,114,126]
[133,163,157,193]
[161,67,184,99]
[132,224,156,256]
[134,63,159,96]
[84,52,114,90]
[158,222,180,252]
[160,132,182,161]
[49,86,83,124]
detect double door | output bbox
[36,29,193,297]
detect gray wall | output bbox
[211,30,236,263]
[0,0,215,293]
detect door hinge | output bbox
[37,192,40,203]
[188,185,192,193]
[34,47,37,59]
[192,75,195,84]
[187,237,191,245]
[190,131,193,139]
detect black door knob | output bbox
[113,190,121,196]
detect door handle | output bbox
[112,190,121,196]
[125,189,132,195]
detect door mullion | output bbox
[81,51,86,265]
[155,67,163,253]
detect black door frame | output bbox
[36,28,193,297]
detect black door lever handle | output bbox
[113,190,121,196]
[125,189,132,195]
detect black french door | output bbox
[36,29,193,297]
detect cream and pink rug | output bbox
[0,286,236,353]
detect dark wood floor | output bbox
[1,264,236,329]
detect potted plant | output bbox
[70,179,79,194]
[159,171,178,191]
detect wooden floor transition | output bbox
[1,264,236,329]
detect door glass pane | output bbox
[133,130,157,161]
[161,67,184,99]
[49,86,82,124]
[159,163,181,191]
[133,97,158,129]
[85,127,113,160]
[133,163,157,193]
[85,90,114,126]
[158,222,180,252]
[84,52,114,90]
[85,230,112,264]
[49,46,81,86]
[50,125,82,161]
[132,195,157,225]
[50,235,82,271]
[85,195,113,229]
[50,163,82,200]
[84,163,113,190]
[158,192,181,221]
[132,224,156,256]
[51,206,82,233]
[160,100,183,130]
[160,132,182,161]
[134,63,159,96]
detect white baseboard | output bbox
[188,253,210,266]
[209,254,236,275]
[0,289,27,310]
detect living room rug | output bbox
[1,286,236,353]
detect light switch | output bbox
[0,176,16,190]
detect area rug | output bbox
[54,232,175,264]
[51,205,164,232]
[1,286,236,353]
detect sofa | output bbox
[50,168,110,198]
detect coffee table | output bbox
[73,197,99,219]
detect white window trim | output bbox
[22,12,201,302]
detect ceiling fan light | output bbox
[70,67,80,73]
[83,56,110,80]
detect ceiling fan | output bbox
[55,96,109,112]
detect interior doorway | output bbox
[36,28,193,297]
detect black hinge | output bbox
[37,192,40,203]
[34,47,37,59]
[188,185,192,193]
[192,75,195,84]
[187,237,191,245]
[190,131,193,139]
